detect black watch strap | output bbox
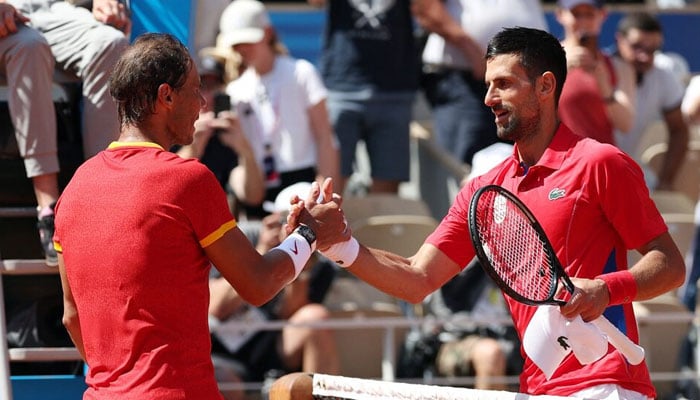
[295,225,317,250]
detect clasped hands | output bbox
[283,178,351,251]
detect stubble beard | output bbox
[496,102,541,143]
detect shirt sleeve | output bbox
[425,179,479,269]
[178,161,237,247]
[593,147,667,250]
[296,58,328,108]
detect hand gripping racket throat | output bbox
[468,185,644,365]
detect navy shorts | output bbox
[327,91,414,182]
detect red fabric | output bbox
[54,142,234,399]
[558,54,617,145]
[426,125,666,398]
[597,270,638,306]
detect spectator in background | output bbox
[307,0,418,195]
[177,51,266,214]
[11,0,130,156]
[613,11,689,191]
[555,0,636,145]
[219,0,340,220]
[0,0,129,266]
[398,259,521,390]
[411,0,547,165]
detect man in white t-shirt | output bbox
[613,11,689,191]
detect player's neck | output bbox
[118,126,167,149]
[516,120,560,167]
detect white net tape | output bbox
[312,374,577,400]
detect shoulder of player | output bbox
[162,152,214,176]
[572,137,633,168]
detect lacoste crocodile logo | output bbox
[548,188,566,201]
[557,336,570,350]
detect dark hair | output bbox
[109,33,193,126]
[485,27,568,104]
[617,11,663,36]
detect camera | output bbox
[213,92,231,116]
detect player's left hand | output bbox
[559,277,610,322]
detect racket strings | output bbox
[475,192,557,302]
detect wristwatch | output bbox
[295,225,317,250]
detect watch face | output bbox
[298,225,317,245]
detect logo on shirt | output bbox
[348,0,394,29]
[548,188,566,201]
[557,336,570,350]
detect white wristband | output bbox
[321,237,360,267]
[274,231,313,280]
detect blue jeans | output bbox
[421,69,497,165]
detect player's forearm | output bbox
[343,244,455,304]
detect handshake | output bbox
[274,178,360,281]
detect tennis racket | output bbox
[468,184,645,365]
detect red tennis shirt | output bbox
[54,142,236,399]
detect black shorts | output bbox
[211,329,287,382]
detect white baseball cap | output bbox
[219,0,270,48]
[263,182,314,213]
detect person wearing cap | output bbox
[218,0,340,221]
[177,50,267,214]
[555,0,636,146]
[208,181,340,399]
[308,0,418,195]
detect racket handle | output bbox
[591,317,645,365]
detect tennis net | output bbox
[270,373,578,400]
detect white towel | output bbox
[523,305,608,379]
[565,315,608,365]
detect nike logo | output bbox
[291,242,299,255]
[548,188,566,200]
